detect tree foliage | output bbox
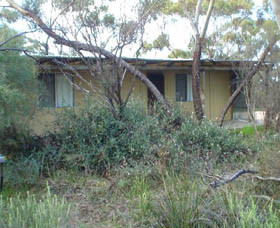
[0,24,37,131]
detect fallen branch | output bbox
[254,176,280,182]
[210,169,258,188]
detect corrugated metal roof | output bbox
[36,54,261,64]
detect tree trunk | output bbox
[218,40,276,127]
[192,35,204,122]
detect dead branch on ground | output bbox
[208,169,258,188]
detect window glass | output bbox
[55,75,73,107]
[38,74,55,107]
[176,74,187,101]
[175,74,192,102]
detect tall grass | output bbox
[0,187,77,228]
[150,173,280,228]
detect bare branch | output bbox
[0,47,28,52]
[254,176,280,182]
[53,59,92,93]
[180,0,199,36]
[0,47,39,62]
[49,0,75,28]
[0,30,36,47]
[194,0,203,27]
[201,0,215,39]
[210,169,258,188]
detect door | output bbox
[147,73,164,111]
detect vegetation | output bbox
[0,186,78,228]
[1,0,280,227]
[0,102,279,227]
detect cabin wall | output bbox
[30,69,232,135]
[204,71,232,121]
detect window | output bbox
[175,74,193,102]
[39,73,73,107]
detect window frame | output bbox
[38,73,74,108]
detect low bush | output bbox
[3,101,252,180]
[175,119,249,159]
[24,102,250,176]
[41,102,163,174]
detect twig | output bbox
[211,169,258,188]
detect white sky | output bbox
[1,0,267,59]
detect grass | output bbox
[1,121,279,227]
[1,161,280,228]
[0,185,79,228]
[231,125,264,136]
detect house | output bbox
[30,56,254,134]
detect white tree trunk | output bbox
[272,0,280,30]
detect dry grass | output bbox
[47,170,145,228]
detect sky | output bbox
[1,0,269,59]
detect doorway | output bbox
[147,73,164,110]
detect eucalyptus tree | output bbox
[145,0,279,125]
[7,0,172,118]
[145,0,255,122]
[0,10,37,132]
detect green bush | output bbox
[173,119,249,161]
[42,102,163,174]
[0,187,77,228]
[4,102,252,180]
[33,102,252,176]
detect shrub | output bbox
[33,102,253,176]
[5,101,252,179]
[42,102,163,174]
[173,119,250,161]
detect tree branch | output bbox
[0,30,35,48]
[180,0,199,36]
[194,0,203,28]
[254,176,280,182]
[210,169,258,188]
[201,0,215,39]
[0,48,38,61]
[218,39,277,126]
